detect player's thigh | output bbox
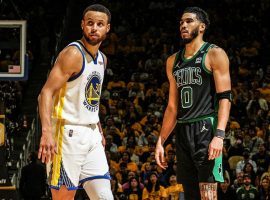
[177,149,199,183]
[80,134,109,180]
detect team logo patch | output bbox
[195,57,202,64]
[83,71,101,111]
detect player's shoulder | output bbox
[54,45,83,66]
[207,44,226,57]
[61,44,82,58]
[167,52,178,65]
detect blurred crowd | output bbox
[98,1,270,198]
[1,0,270,199]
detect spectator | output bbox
[252,143,270,176]
[227,136,245,158]
[160,161,178,187]
[249,127,265,156]
[122,171,144,190]
[119,151,138,173]
[165,173,184,200]
[19,152,46,200]
[236,173,259,200]
[231,171,244,192]
[246,89,269,121]
[242,163,257,185]
[105,134,118,155]
[107,74,126,94]
[123,176,143,199]
[105,150,119,175]
[126,145,140,165]
[258,176,270,200]
[141,162,152,184]
[111,175,124,200]
[218,177,237,199]
[236,148,257,174]
[142,171,167,200]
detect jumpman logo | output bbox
[218,164,222,175]
[175,62,181,68]
[201,123,208,132]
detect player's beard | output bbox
[83,32,107,46]
[182,26,199,44]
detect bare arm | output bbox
[38,46,82,163]
[209,47,231,131]
[155,54,178,169]
[206,47,231,160]
[159,55,179,144]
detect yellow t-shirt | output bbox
[128,193,141,200]
[142,185,167,200]
[166,184,184,200]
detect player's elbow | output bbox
[166,105,178,116]
[38,88,53,104]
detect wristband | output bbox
[215,129,225,139]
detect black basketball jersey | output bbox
[172,42,218,121]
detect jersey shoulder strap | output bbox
[172,51,180,68]
[99,51,107,69]
[200,42,212,53]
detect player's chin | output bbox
[87,38,101,45]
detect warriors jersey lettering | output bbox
[52,41,105,125]
[173,42,218,121]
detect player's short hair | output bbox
[83,4,111,23]
[183,7,210,29]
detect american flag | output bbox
[8,65,21,73]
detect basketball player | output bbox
[38,4,113,200]
[155,7,232,200]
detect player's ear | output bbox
[81,20,84,30]
[200,23,206,32]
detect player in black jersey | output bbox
[155,7,232,200]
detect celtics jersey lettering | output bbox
[173,42,217,121]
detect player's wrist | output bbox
[159,135,167,145]
[41,127,52,135]
[215,129,225,139]
[215,136,224,140]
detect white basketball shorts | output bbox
[48,120,110,190]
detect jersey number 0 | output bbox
[181,86,193,108]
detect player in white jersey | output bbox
[38,4,113,200]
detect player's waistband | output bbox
[52,118,98,130]
[70,123,98,130]
[177,113,217,124]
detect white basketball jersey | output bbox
[52,41,105,125]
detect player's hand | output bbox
[38,133,57,164]
[155,138,168,169]
[208,136,223,160]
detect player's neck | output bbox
[184,38,204,58]
[80,38,100,59]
